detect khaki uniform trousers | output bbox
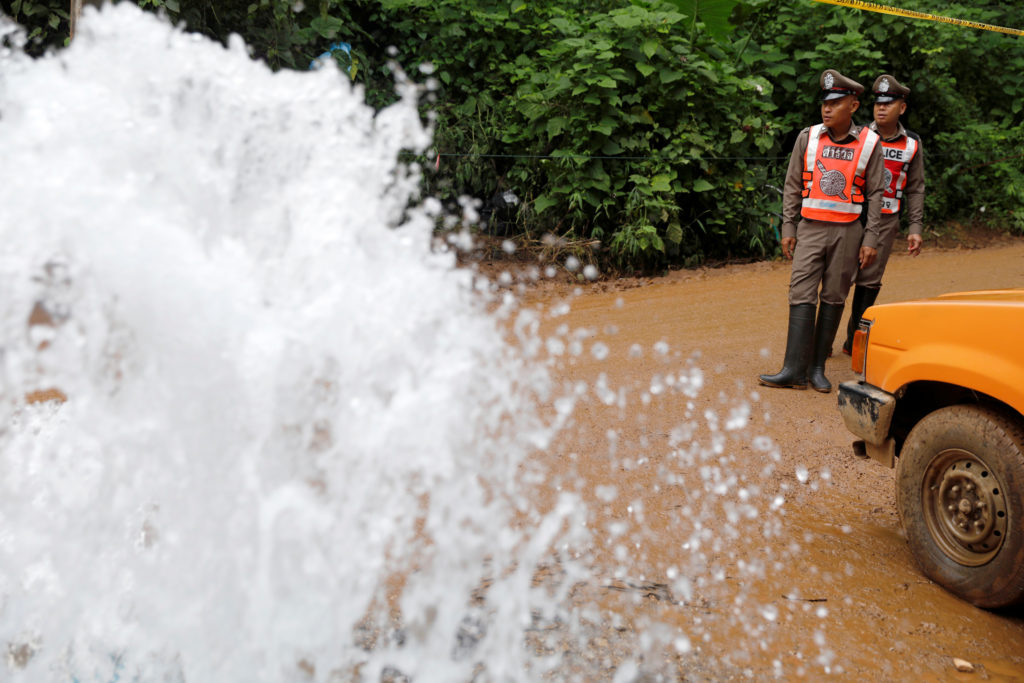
[853,213,900,287]
[788,218,862,307]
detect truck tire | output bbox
[896,404,1024,608]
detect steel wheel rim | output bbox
[922,447,1008,567]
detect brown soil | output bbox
[482,227,1024,680]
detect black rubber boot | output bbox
[808,302,845,393]
[758,304,816,389]
[841,286,880,355]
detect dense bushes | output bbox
[412,2,782,269]
[4,0,1023,270]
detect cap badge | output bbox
[824,72,835,89]
[879,78,890,92]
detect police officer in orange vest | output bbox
[841,74,925,354]
[760,69,885,393]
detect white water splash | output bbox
[0,5,584,681]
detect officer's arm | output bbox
[860,143,885,250]
[904,143,925,236]
[780,129,809,242]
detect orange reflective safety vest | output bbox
[878,133,919,214]
[800,124,880,223]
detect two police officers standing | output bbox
[760,68,926,393]
[759,69,885,393]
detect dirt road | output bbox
[514,239,1024,680]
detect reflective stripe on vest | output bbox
[800,125,880,223]
[880,135,918,214]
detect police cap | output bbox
[873,74,910,103]
[819,69,864,102]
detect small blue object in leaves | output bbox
[309,42,352,72]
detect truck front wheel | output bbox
[896,404,1024,608]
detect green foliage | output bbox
[5,0,1024,268]
[931,123,1024,234]
[1,0,69,53]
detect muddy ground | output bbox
[482,231,1024,681]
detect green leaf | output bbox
[550,149,578,159]
[310,16,344,39]
[636,62,656,78]
[535,195,560,214]
[632,107,655,125]
[550,17,574,33]
[659,69,684,84]
[692,179,714,192]
[662,0,740,41]
[666,221,684,246]
[602,140,623,155]
[611,13,642,29]
[651,174,673,193]
[642,39,659,60]
[517,101,549,121]
[547,117,568,138]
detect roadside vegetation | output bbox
[5,0,1023,272]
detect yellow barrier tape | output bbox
[811,0,1024,37]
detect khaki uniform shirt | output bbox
[780,121,886,249]
[869,120,925,236]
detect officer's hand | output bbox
[907,234,923,256]
[781,237,796,260]
[859,246,878,269]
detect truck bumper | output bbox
[837,380,898,468]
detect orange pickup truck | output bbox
[837,289,1024,608]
